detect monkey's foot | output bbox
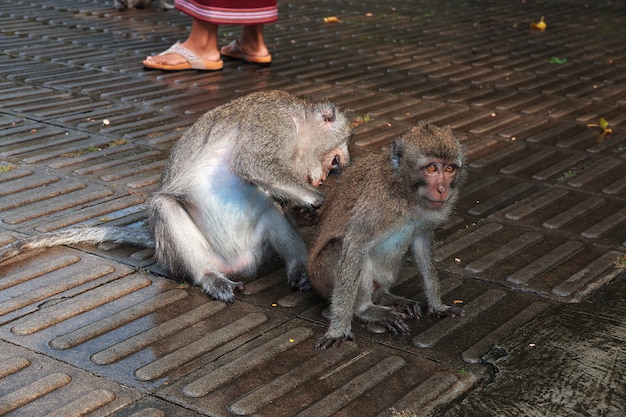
[372,289,421,320]
[389,299,422,320]
[200,276,245,304]
[431,305,465,318]
[288,269,312,291]
[359,305,412,335]
[378,315,411,335]
[315,333,354,351]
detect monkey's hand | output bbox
[280,201,322,227]
[288,269,312,291]
[290,206,321,226]
[200,275,245,304]
[430,305,465,318]
[315,333,354,351]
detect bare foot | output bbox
[220,39,271,64]
[236,39,270,58]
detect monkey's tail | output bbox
[0,226,154,263]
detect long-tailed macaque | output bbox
[1,90,351,304]
[308,121,465,350]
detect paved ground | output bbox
[0,0,625,416]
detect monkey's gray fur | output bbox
[0,226,154,261]
[1,90,351,304]
[308,121,465,350]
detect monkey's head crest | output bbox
[394,123,464,164]
[315,101,336,123]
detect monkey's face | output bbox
[308,147,349,187]
[398,153,462,213]
[418,159,460,209]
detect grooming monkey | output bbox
[308,121,465,350]
[1,90,351,304]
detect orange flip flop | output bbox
[220,40,272,64]
[143,42,223,71]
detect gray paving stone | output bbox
[0,340,141,416]
[0,0,625,415]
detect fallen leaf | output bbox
[598,117,610,130]
[548,57,567,64]
[323,16,343,23]
[587,117,613,136]
[530,16,546,31]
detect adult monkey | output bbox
[308,121,465,350]
[1,91,351,304]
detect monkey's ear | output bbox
[317,102,336,123]
[391,140,404,170]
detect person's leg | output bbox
[220,24,271,63]
[238,24,270,57]
[143,18,222,68]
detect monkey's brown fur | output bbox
[308,121,465,350]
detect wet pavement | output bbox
[0,0,625,415]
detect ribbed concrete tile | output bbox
[0,164,145,235]
[1,120,102,161]
[419,81,473,102]
[455,171,541,217]
[469,143,595,184]
[0,340,141,416]
[434,220,622,303]
[490,187,626,247]
[299,269,553,366]
[0,250,290,392]
[0,84,68,112]
[351,120,414,150]
[156,320,476,417]
[470,135,626,194]
[0,174,108,224]
[110,396,204,417]
[0,244,135,324]
[564,156,626,198]
[525,122,592,149]
[235,261,323,315]
[56,105,178,137]
[311,88,379,117]
[1,1,625,416]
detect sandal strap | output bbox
[158,42,205,68]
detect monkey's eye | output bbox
[424,164,437,173]
[444,165,457,173]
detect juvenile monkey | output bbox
[1,90,351,304]
[308,121,465,350]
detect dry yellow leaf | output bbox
[323,16,343,23]
[530,16,546,30]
